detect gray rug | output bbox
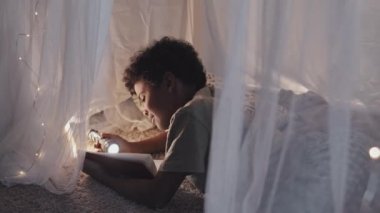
[0,172,204,213]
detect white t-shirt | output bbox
[159,87,213,192]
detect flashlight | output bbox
[88,129,120,153]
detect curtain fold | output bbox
[202,0,380,213]
[0,0,113,193]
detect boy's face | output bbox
[134,80,177,130]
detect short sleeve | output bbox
[159,109,210,173]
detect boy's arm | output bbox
[102,131,167,154]
[83,159,186,209]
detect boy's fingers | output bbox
[101,133,114,138]
[101,133,123,141]
[94,142,101,149]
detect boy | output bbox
[83,37,213,208]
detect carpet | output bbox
[0,172,204,213]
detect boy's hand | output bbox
[100,133,133,153]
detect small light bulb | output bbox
[34,11,38,16]
[35,153,40,157]
[19,171,25,176]
[369,147,380,160]
[41,122,45,126]
[107,144,120,154]
[26,34,30,37]
[18,57,22,61]
[37,87,41,92]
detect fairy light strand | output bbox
[12,0,46,178]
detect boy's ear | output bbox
[163,72,176,92]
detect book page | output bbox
[85,152,157,178]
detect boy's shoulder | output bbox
[171,87,213,127]
[182,87,213,114]
[181,97,213,116]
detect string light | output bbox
[10,0,44,179]
[16,33,31,63]
[369,147,380,160]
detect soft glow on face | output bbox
[108,144,120,154]
[369,147,380,160]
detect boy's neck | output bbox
[175,83,199,107]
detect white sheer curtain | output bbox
[0,0,113,193]
[202,0,380,213]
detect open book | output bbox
[85,151,162,179]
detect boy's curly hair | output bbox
[123,37,206,95]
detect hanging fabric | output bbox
[0,0,113,193]
[201,0,380,213]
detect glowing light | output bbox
[41,122,45,126]
[35,152,40,158]
[108,144,120,154]
[37,87,41,92]
[369,147,380,160]
[279,76,309,94]
[64,116,81,158]
[64,116,80,133]
[72,141,78,158]
[34,11,38,16]
[18,57,22,61]
[18,171,25,176]
[26,34,30,37]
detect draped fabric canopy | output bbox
[1,0,380,212]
